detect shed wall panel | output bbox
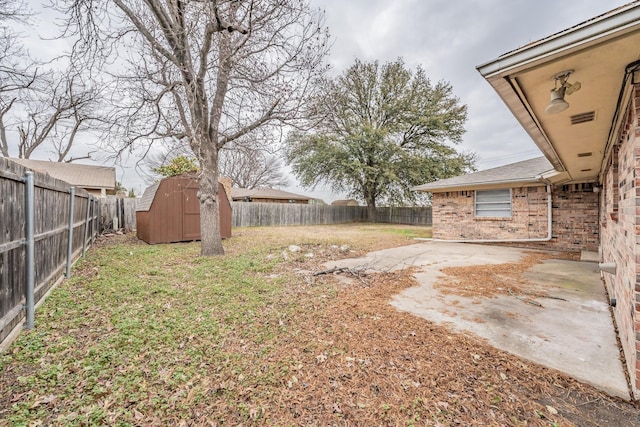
[182,185,200,241]
[136,176,232,244]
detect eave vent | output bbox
[577,152,593,157]
[570,111,595,125]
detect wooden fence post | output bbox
[24,171,35,330]
[82,195,91,257]
[93,198,99,242]
[66,187,75,278]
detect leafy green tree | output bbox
[287,58,476,220]
[153,155,200,178]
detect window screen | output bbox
[475,189,511,218]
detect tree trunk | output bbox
[198,147,225,256]
[365,197,377,222]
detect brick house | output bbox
[414,157,599,252]
[231,188,311,204]
[415,3,640,397]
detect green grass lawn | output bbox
[0,225,430,425]
[0,224,635,426]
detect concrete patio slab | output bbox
[325,241,630,400]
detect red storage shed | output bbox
[136,175,232,244]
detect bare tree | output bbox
[219,142,288,189]
[60,0,329,255]
[146,140,288,189]
[16,70,101,162]
[0,0,37,157]
[0,1,100,161]
[0,0,27,20]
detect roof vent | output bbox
[577,152,593,157]
[570,111,595,125]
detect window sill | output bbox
[474,217,512,221]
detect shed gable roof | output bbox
[413,157,555,192]
[136,181,160,212]
[10,158,116,190]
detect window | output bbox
[475,189,511,218]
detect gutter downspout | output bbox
[433,184,553,244]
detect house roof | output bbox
[476,2,640,183]
[231,187,310,201]
[413,157,556,192]
[331,199,359,206]
[9,158,116,190]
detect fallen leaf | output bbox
[134,409,145,420]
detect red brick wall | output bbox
[550,184,599,252]
[600,84,640,397]
[431,185,598,252]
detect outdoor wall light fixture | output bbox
[545,70,581,114]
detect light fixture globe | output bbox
[545,87,569,114]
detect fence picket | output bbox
[0,158,99,345]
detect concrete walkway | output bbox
[326,241,630,400]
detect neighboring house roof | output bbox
[10,158,116,190]
[332,199,359,206]
[231,187,310,201]
[413,157,556,192]
[476,2,640,183]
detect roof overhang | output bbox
[477,3,640,183]
[413,170,568,193]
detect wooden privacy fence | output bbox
[232,203,370,227]
[232,203,432,227]
[0,158,100,345]
[99,198,432,230]
[374,206,432,226]
[101,196,138,232]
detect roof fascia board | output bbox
[477,4,640,78]
[413,167,570,192]
[415,181,544,193]
[413,176,548,192]
[477,5,640,177]
[488,76,568,173]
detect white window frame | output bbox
[475,189,512,218]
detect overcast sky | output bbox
[278,0,629,202]
[15,1,631,201]
[310,0,627,168]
